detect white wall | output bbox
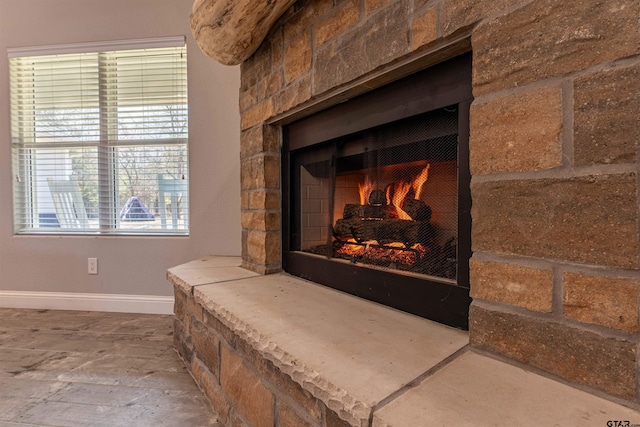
[0,0,241,303]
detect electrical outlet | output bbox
[88,258,98,275]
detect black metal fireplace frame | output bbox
[282,53,473,329]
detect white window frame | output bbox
[9,37,189,236]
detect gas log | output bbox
[402,199,432,222]
[334,218,419,245]
[335,200,435,246]
[342,199,431,221]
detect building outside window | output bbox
[9,37,189,235]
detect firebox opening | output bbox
[297,108,459,282]
[282,52,472,329]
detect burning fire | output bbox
[339,163,433,267]
[386,182,412,220]
[335,238,428,266]
[358,175,377,205]
[357,164,430,212]
[379,164,431,220]
[412,164,430,200]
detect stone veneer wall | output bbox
[173,286,352,427]
[238,0,640,404]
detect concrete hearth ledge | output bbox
[170,257,640,426]
[168,256,260,294]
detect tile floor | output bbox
[0,308,221,427]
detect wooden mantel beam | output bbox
[190,0,296,66]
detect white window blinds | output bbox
[9,38,189,235]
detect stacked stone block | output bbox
[174,286,351,427]
[466,0,640,401]
[237,0,640,404]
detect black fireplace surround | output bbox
[282,54,472,329]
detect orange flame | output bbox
[386,181,412,220]
[358,176,377,205]
[412,164,430,200]
[393,182,412,220]
[359,163,431,220]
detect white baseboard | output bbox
[0,291,174,315]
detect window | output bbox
[9,38,189,235]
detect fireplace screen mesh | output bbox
[294,106,459,281]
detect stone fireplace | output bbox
[282,53,472,328]
[175,0,640,423]
[235,0,639,401]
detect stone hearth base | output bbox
[169,257,640,427]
